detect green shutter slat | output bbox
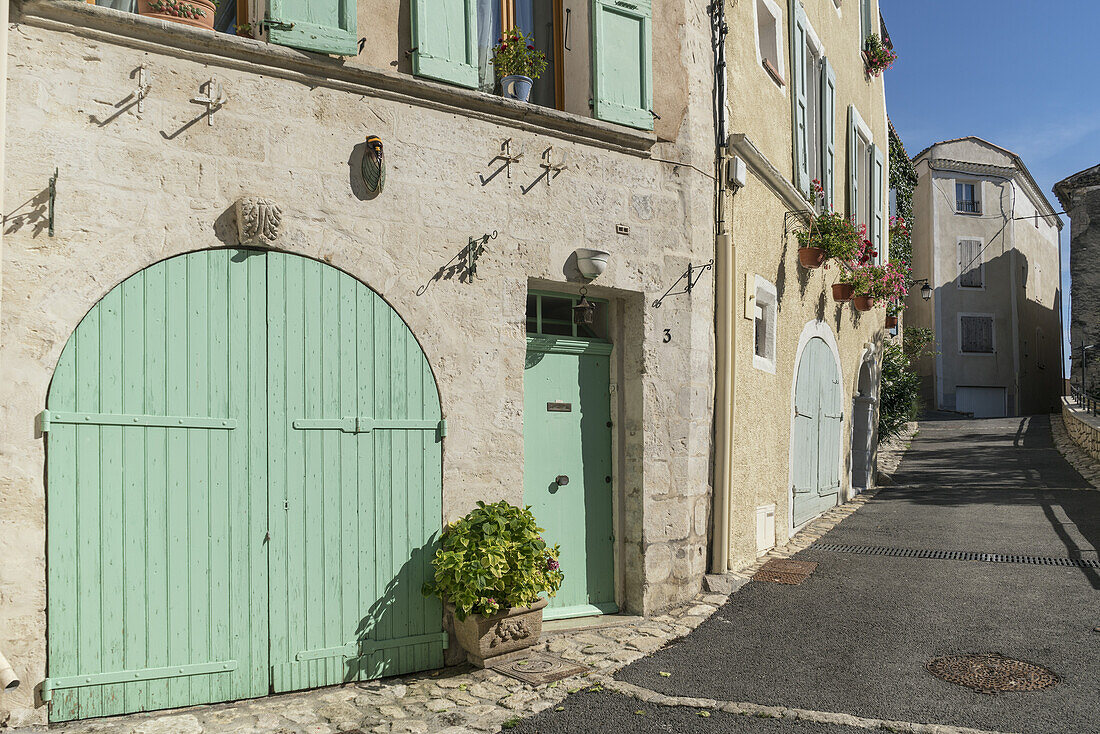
[410,0,479,89]
[848,105,859,222]
[789,0,809,197]
[822,57,837,210]
[267,0,358,56]
[591,0,653,130]
[871,143,885,260]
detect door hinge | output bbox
[260,18,295,31]
[438,419,447,439]
[36,409,51,435]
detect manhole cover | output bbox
[926,654,1058,693]
[753,558,818,585]
[488,651,590,685]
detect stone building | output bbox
[1053,164,1100,397]
[710,0,891,574]
[0,0,717,723]
[906,137,1063,418]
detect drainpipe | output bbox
[709,0,734,574]
[0,650,19,691]
[0,0,8,346]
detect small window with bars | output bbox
[957,239,983,288]
[956,181,981,214]
[960,315,994,354]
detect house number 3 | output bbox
[663,329,672,343]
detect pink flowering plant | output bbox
[796,179,861,261]
[423,500,563,621]
[889,215,909,242]
[493,28,548,80]
[863,33,897,76]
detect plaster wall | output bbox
[0,1,715,722]
[721,0,887,570]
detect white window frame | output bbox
[753,276,778,374]
[850,106,873,254]
[803,17,825,192]
[753,0,785,88]
[958,312,996,356]
[954,179,982,215]
[956,237,985,291]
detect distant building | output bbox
[1053,164,1100,397]
[907,138,1063,417]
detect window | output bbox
[526,292,608,340]
[848,106,884,263]
[791,2,836,206]
[755,0,784,85]
[956,181,981,214]
[476,1,559,107]
[859,0,872,44]
[753,277,777,373]
[960,315,994,354]
[957,239,983,288]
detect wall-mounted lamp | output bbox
[910,278,932,301]
[573,287,596,326]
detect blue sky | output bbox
[881,0,1100,375]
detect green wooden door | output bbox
[45,250,443,721]
[523,339,616,620]
[791,337,842,527]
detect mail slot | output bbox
[547,402,572,412]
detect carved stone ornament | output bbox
[235,196,283,247]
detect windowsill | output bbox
[955,209,983,216]
[762,58,785,87]
[753,355,777,374]
[20,0,657,153]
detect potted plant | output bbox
[832,231,875,301]
[863,33,897,77]
[797,180,860,269]
[492,28,547,102]
[138,0,218,30]
[423,501,563,667]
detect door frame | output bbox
[787,320,845,534]
[524,286,623,617]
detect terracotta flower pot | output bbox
[885,315,898,328]
[138,0,217,30]
[448,596,548,667]
[798,246,826,269]
[853,295,876,312]
[831,283,855,302]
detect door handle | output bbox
[555,475,569,486]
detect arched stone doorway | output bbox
[851,354,877,491]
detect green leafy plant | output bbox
[796,180,861,260]
[492,28,548,80]
[877,327,935,442]
[422,500,563,620]
[863,33,897,76]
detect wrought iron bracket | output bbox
[466,230,497,281]
[48,168,58,237]
[652,260,714,309]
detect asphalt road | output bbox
[514,416,1100,734]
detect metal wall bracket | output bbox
[652,260,714,308]
[48,168,58,237]
[191,78,228,126]
[540,146,568,188]
[492,138,523,179]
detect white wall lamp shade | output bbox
[575,248,610,279]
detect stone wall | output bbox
[1062,397,1100,462]
[0,1,715,722]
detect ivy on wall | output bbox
[888,122,917,267]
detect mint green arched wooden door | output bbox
[44,250,444,722]
[791,337,843,527]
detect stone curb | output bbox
[604,680,1021,734]
[1051,414,1100,489]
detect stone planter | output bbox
[138,0,217,30]
[885,315,898,328]
[448,596,548,667]
[575,248,610,279]
[798,246,826,269]
[853,295,876,312]
[831,283,855,302]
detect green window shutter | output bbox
[847,105,858,222]
[410,0,479,89]
[267,0,358,56]
[860,0,872,44]
[871,142,885,260]
[591,0,653,130]
[821,57,837,210]
[789,0,809,198]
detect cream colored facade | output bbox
[716,0,890,572]
[907,138,1063,417]
[0,1,717,723]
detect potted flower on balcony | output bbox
[832,234,875,302]
[863,33,897,77]
[797,180,861,269]
[423,500,563,667]
[493,28,548,103]
[138,0,218,29]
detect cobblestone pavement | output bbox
[1051,414,1100,488]
[9,440,922,734]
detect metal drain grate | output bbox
[927,654,1058,693]
[812,543,1100,568]
[753,558,818,585]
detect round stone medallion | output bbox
[926,654,1058,693]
